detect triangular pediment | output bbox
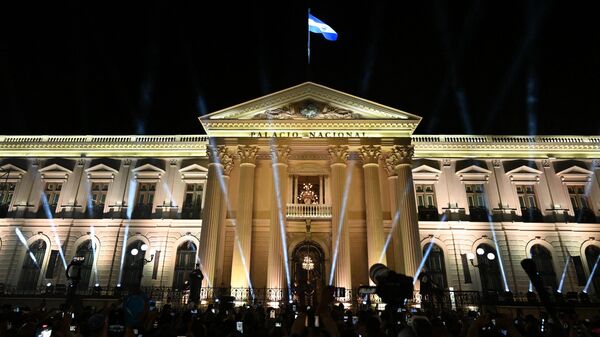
[199,82,422,138]
[556,165,593,176]
[456,165,491,175]
[179,164,208,174]
[39,163,72,174]
[86,163,119,175]
[132,163,165,174]
[412,164,442,174]
[179,164,208,182]
[1,163,26,174]
[506,165,543,176]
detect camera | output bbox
[71,256,85,265]
[369,263,414,305]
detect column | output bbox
[328,145,352,291]
[384,155,405,274]
[267,145,290,298]
[389,145,422,279]
[230,145,259,292]
[198,145,233,287]
[358,145,387,276]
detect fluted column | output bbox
[198,145,233,287]
[384,157,405,274]
[267,145,290,297]
[389,145,422,279]
[230,145,259,291]
[359,145,387,279]
[328,145,352,291]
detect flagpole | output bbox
[307,8,311,65]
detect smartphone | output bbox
[71,312,75,319]
[292,304,297,312]
[70,325,76,332]
[270,310,276,319]
[190,309,197,314]
[211,308,216,314]
[275,322,282,328]
[352,316,358,325]
[236,321,243,333]
[133,329,138,335]
[37,327,52,337]
[314,315,319,328]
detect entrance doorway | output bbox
[291,241,325,307]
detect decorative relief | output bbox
[269,145,291,165]
[328,145,349,164]
[384,155,397,177]
[492,159,501,168]
[252,101,359,120]
[358,145,382,165]
[208,145,234,175]
[238,145,259,164]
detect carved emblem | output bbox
[252,101,359,120]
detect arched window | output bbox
[172,241,197,290]
[530,244,557,290]
[585,245,600,293]
[74,240,95,291]
[423,243,447,288]
[476,244,503,293]
[18,239,47,291]
[122,240,145,289]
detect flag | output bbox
[308,14,338,41]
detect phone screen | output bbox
[352,316,358,325]
[38,329,52,337]
[270,310,276,319]
[236,321,243,333]
[70,325,76,332]
[314,315,320,327]
[275,322,282,327]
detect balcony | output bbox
[469,206,489,222]
[418,206,440,221]
[286,203,332,220]
[572,208,597,223]
[181,207,202,219]
[0,203,8,218]
[521,207,543,222]
[86,204,105,219]
[131,204,153,219]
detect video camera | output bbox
[368,264,414,305]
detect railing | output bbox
[0,135,208,144]
[286,203,332,220]
[131,204,153,219]
[181,207,202,220]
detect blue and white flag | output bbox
[308,14,338,41]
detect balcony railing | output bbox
[521,207,544,222]
[286,203,332,220]
[181,207,202,219]
[469,206,489,222]
[131,204,153,219]
[418,206,440,221]
[86,204,105,219]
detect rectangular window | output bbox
[415,184,437,208]
[45,250,60,279]
[136,183,156,205]
[461,254,472,284]
[0,182,16,205]
[567,185,589,210]
[572,256,587,286]
[465,184,486,208]
[44,183,62,206]
[516,185,538,209]
[91,183,109,206]
[182,183,203,219]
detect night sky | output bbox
[2,1,599,136]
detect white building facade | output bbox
[0,83,599,304]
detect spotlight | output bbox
[131,248,139,256]
[487,253,496,260]
[476,248,485,256]
[579,291,590,303]
[45,282,53,294]
[526,291,537,303]
[114,283,122,296]
[141,244,148,252]
[93,283,102,296]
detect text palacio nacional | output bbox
[0,82,599,301]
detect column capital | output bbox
[238,145,259,165]
[208,145,234,175]
[328,145,349,165]
[358,145,381,165]
[388,145,414,166]
[269,145,291,165]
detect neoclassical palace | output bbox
[0,82,599,304]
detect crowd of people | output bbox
[1,285,600,337]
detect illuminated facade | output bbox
[0,82,599,302]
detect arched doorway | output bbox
[476,244,503,293]
[74,240,95,291]
[291,241,325,306]
[423,242,447,289]
[530,244,557,291]
[585,245,600,293]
